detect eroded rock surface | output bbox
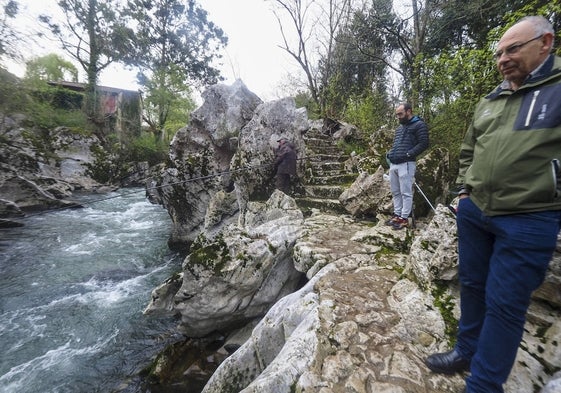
[199,206,561,393]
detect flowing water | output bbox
[0,189,183,393]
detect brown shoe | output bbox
[391,217,408,230]
[385,214,399,226]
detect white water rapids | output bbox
[0,189,182,393]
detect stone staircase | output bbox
[295,129,359,215]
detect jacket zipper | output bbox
[525,90,540,127]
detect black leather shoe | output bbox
[425,349,470,374]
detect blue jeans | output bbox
[454,198,561,393]
[389,161,415,218]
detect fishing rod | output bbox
[414,182,436,213]
[415,182,459,219]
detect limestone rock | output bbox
[202,232,463,392]
[51,127,100,190]
[338,166,390,218]
[191,205,561,393]
[151,80,263,249]
[0,120,104,217]
[148,81,309,250]
[191,79,262,148]
[542,372,561,393]
[532,233,561,308]
[233,96,308,206]
[144,191,306,337]
[201,265,327,393]
[406,203,459,289]
[292,211,380,277]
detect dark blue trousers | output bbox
[454,198,561,393]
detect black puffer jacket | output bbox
[387,116,429,164]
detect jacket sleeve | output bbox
[455,120,476,191]
[274,146,286,166]
[408,121,429,158]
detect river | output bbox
[0,189,183,393]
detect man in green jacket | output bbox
[425,15,561,393]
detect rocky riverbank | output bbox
[142,81,561,392]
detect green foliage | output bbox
[26,102,87,131]
[85,140,124,184]
[39,0,130,119]
[140,65,196,141]
[0,67,87,131]
[319,0,396,120]
[121,0,226,140]
[124,0,227,86]
[128,132,169,166]
[501,0,561,52]
[342,92,393,136]
[85,130,169,184]
[24,54,79,85]
[331,0,397,94]
[415,47,500,184]
[424,0,530,55]
[293,90,320,119]
[0,0,23,62]
[0,67,29,118]
[27,83,83,109]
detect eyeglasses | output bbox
[494,35,543,60]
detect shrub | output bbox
[128,133,169,166]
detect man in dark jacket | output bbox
[274,138,297,194]
[385,103,429,230]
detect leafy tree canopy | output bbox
[123,0,227,87]
[24,53,79,84]
[39,0,133,121]
[120,0,227,139]
[39,0,129,78]
[0,0,23,62]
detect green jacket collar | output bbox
[487,55,561,99]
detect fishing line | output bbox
[4,156,314,220]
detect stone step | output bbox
[304,173,358,186]
[295,197,348,215]
[307,153,350,162]
[303,137,338,146]
[307,161,345,170]
[303,135,335,144]
[306,149,344,159]
[303,184,345,199]
[299,129,358,214]
[306,164,348,178]
[307,168,352,178]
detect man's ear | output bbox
[541,32,555,54]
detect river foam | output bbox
[0,188,181,393]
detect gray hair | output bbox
[517,15,555,46]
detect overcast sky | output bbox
[7,0,299,100]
